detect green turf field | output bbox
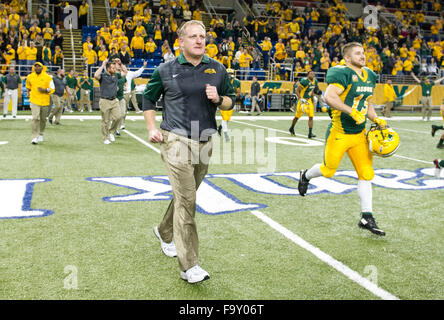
[0,110,443,300]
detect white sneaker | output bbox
[153,226,177,258]
[109,133,115,142]
[103,139,111,145]
[180,265,210,284]
[136,110,142,114]
[31,138,38,144]
[38,135,44,142]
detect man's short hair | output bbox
[341,42,363,57]
[178,20,205,38]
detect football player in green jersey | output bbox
[298,42,388,236]
[289,70,318,139]
[431,99,444,149]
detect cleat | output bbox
[180,265,210,284]
[298,169,310,196]
[437,144,444,149]
[217,124,222,136]
[308,133,316,139]
[431,125,438,137]
[103,139,111,145]
[38,135,44,142]
[109,133,115,142]
[48,119,53,125]
[358,216,386,236]
[31,138,38,145]
[153,226,177,258]
[433,159,442,169]
[289,127,295,136]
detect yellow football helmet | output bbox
[367,124,400,157]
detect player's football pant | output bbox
[220,109,233,121]
[320,128,374,181]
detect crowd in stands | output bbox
[0,0,443,82]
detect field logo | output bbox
[0,179,53,219]
[1,169,442,219]
[393,85,408,103]
[88,168,444,216]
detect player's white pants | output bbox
[3,89,18,117]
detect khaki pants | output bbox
[158,130,213,272]
[99,98,120,141]
[384,101,393,118]
[117,98,126,129]
[79,89,92,112]
[124,90,140,112]
[421,96,432,120]
[250,96,261,114]
[49,95,64,124]
[30,103,49,139]
[67,88,79,111]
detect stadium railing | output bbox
[1,63,63,76]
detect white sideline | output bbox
[123,128,400,300]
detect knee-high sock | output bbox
[305,163,322,180]
[221,120,228,132]
[358,180,372,213]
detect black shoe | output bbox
[358,216,386,236]
[289,127,295,136]
[2,114,6,118]
[116,130,121,136]
[308,133,316,139]
[437,144,444,149]
[431,125,438,137]
[48,119,53,125]
[217,124,222,136]
[298,169,310,196]
[433,159,442,169]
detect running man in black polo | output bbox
[143,20,235,284]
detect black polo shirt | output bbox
[143,53,235,141]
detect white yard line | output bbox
[123,128,400,300]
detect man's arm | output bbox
[324,84,365,124]
[143,109,163,142]
[94,59,107,80]
[410,72,421,83]
[434,75,444,85]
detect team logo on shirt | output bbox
[204,68,216,74]
[352,75,358,82]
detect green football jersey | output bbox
[326,65,377,134]
[420,81,433,97]
[230,77,241,92]
[298,77,318,100]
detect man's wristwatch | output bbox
[215,96,223,106]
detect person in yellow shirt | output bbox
[320,52,330,72]
[239,48,253,80]
[83,44,97,74]
[131,31,145,59]
[259,36,272,69]
[25,62,55,145]
[205,38,218,58]
[392,57,403,76]
[145,37,157,59]
[29,21,41,40]
[399,43,408,60]
[79,0,89,26]
[26,41,38,72]
[154,24,163,46]
[8,9,20,29]
[42,23,54,41]
[274,48,287,64]
[173,37,180,56]
[98,44,109,63]
[16,40,28,75]
[295,46,305,63]
[382,79,396,118]
[2,45,15,73]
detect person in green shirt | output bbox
[65,69,80,112]
[78,70,93,112]
[411,72,444,121]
